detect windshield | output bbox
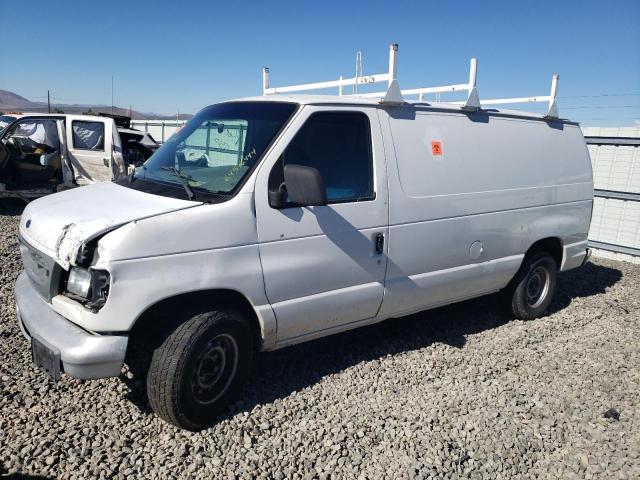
[132,102,297,200]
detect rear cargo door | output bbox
[65,116,116,185]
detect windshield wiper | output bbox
[160,166,196,200]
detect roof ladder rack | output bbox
[262,44,560,118]
[450,73,560,118]
[263,43,403,104]
[357,56,480,110]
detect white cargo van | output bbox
[15,46,593,430]
[0,114,125,199]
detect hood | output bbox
[20,181,198,269]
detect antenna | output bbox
[111,76,114,115]
[262,67,270,95]
[353,51,363,95]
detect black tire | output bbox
[146,309,253,430]
[504,251,557,320]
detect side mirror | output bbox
[283,164,327,207]
[268,187,286,209]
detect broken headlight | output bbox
[67,267,91,297]
[64,267,110,310]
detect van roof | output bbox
[226,95,575,124]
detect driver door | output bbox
[255,107,389,342]
[64,116,118,185]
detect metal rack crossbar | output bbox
[262,44,560,118]
[263,44,399,101]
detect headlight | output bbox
[67,267,92,298]
[65,267,110,310]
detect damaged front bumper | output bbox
[15,271,128,380]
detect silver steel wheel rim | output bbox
[525,264,550,308]
[191,334,238,405]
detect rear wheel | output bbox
[505,252,557,320]
[146,308,253,430]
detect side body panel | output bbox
[254,105,389,343]
[378,107,593,319]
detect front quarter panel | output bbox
[51,193,272,336]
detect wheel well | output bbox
[129,289,263,351]
[526,237,563,268]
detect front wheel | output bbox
[505,252,557,320]
[146,309,253,430]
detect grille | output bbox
[18,236,62,301]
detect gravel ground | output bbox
[1,199,639,480]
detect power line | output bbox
[579,117,640,121]
[563,105,640,110]
[560,93,640,99]
[504,105,640,112]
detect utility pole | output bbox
[129,104,132,118]
[47,90,51,113]
[111,76,114,115]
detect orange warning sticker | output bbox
[431,141,443,156]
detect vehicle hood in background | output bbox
[19,181,198,269]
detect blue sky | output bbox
[1,0,638,125]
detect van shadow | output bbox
[0,474,55,480]
[121,261,622,422]
[0,461,54,479]
[549,260,623,314]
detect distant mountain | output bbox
[0,89,192,120]
[0,90,35,109]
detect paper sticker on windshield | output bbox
[431,141,442,156]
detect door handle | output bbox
[374,232,384,255]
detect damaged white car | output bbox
[0,114,125,199]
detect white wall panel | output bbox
[590,197,640,247]
[582,127,640,260]
[130,120,186,143]
[587,144,640,193]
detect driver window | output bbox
[269,111,374,204]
